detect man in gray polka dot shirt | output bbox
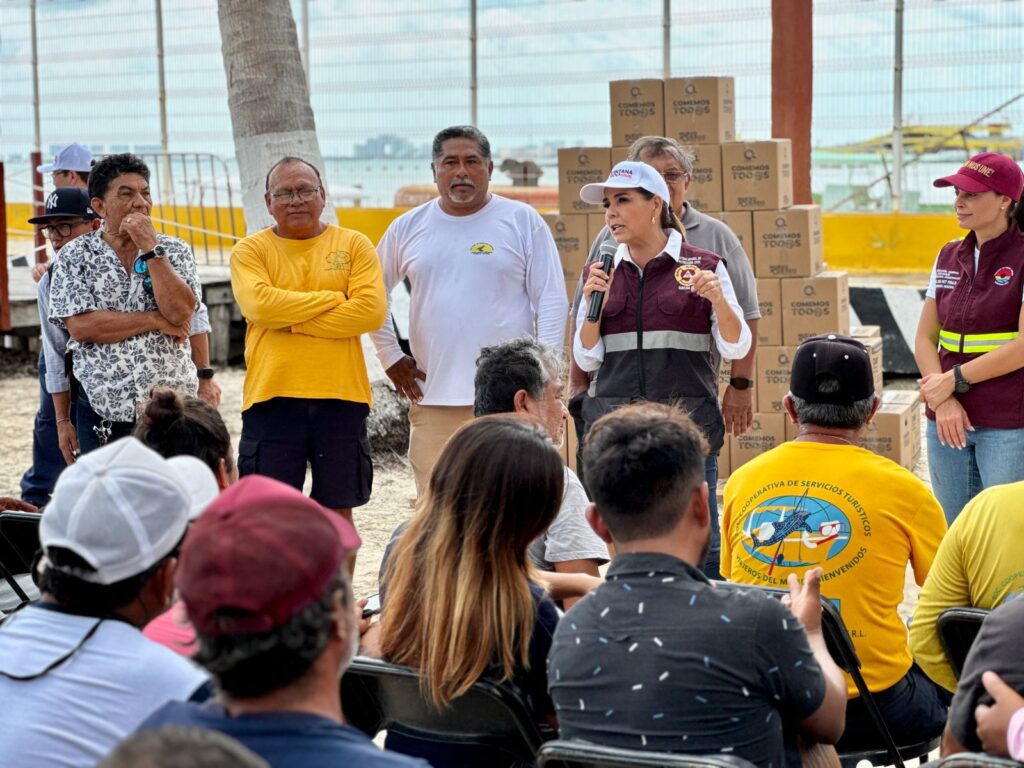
[548,403,847,767]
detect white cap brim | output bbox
[580,179,640,205]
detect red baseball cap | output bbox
[933,152,1024,202]
[177,475,361,636]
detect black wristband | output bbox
[196,367,215,380]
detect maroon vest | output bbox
[930,226,1024,428]
[584,243,725,450]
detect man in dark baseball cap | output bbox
[18,187,103,508]
[722,332,949,753]
[27,188,100,252]
[135,475,424,767]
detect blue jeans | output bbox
[927,419,1024,526]
[19,354,66,507]
[75,391,135,456]
[838,664,951,750]
[702,453,721,580]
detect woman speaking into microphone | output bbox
[575,161,750,579]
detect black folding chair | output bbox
[537,739,758,768]
[0,512,42,611]
[923,754,1024,768]
[341,655,546,767]
[713,581,939,768]
[937,607,989,682]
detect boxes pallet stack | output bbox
[548,78,918,477]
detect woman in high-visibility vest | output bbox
[915,152,1024,524]
[574,161,751,579]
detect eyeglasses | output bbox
[269,186,321,202]
[134,256,154,296]
[662,172,690,184]
[40,220,90,239]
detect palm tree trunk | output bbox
[217,0,336,232]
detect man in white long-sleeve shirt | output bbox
[371,126,568,495]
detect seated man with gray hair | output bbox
[474,337,608,607]
[722,333,949,751]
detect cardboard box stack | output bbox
[858,390,922,471]
[550,78,908,476]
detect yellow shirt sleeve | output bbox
[231,237,341,329]
[908,486,947,587]
[909,508,969,692]
[291,233,387,339]
[721,478,736,576]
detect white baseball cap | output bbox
[579,161,671,206]
[40,437,215,585]
[166,455,221,520]
[37,143,93,174]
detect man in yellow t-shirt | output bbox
[910,480,1024,693]
[231,157,386,534]
[723,334,949,751]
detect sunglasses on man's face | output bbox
[133,256,154,296]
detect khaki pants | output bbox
[408,403,475,499]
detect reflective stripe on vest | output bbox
[604,329,711,354]
[938,328,1019,354]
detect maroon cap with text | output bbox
[178,475,361,636]
[933,152,1024,202]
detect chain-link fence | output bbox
[1,0,1021,211]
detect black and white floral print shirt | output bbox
[49,230,201,422]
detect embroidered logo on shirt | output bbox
[934,268,960,291]
[994,266,1014,286]
[469,242,494,254]
[325,251,351,271]
[674,264,698,289]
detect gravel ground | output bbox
[0,364,415,599]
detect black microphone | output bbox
[586,242,618,323]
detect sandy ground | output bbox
[0,361,415,599]
[0,356,925,614]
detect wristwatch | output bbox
[729,376,754,390]
[953,365,971,394]
[196,367,215,380]
[140,245,167,262]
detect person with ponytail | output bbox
[915,153,1024,524]
[574,161,750,580]
[134,387,236,489]
[373,416,564,766]
[134,387,233,656]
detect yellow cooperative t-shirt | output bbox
[910,480,1024,692]
[231,225,387,411]
[722,441,947,697]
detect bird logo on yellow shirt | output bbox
[741,488,853,576]
[470,242,494,255]
[326,251,351,272]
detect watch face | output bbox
[955,380,970,394]
[153,245,167,258]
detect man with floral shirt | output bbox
[49,153,201,454]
